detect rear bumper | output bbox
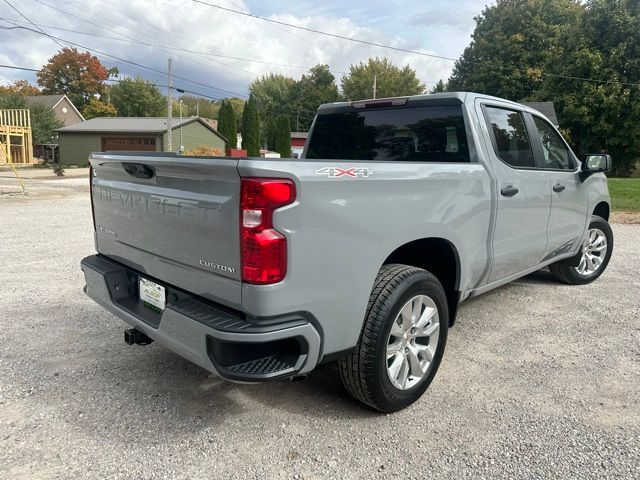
[80,255,321,382]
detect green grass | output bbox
[608,178,640,212]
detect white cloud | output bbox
[0,0,477,95]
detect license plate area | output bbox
[139,277,166,312]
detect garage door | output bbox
[101,137,156,152]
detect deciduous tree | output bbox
[446,0,583,100]
[82,98,117,119]
[36,48,113,108]
[341,57,425,101]
[290,64,339,131]
[0,80,40,96]
[110,77,164,117]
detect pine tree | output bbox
[275,115,291,158]
[217,100,237,150]
[266,121,277,151]
[241,95,260,156]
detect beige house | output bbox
[25,94,84,126]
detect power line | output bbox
[0,63,318,119]
[0,16,346,75]
[191,0,458,62]
[1,0,64,48]
[2,21,247,98]
[31,0,257,83]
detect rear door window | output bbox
[484,107,535,168]
[531,116,573,170]
[305,105,470,162]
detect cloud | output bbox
[0,0,476,95]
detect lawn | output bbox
[608,178,640,212]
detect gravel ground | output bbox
[1,176,639,479]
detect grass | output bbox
[608,178,640,212]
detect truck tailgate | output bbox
[89,153,242,308]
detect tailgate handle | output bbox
[122,163,155,179]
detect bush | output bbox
[52,164,65,176]
[185,145,223,157]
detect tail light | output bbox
[89,165,96,230]
[240,177,296,284]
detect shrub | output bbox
[52,163,65,176]
[185,145,223,157]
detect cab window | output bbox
[484,107,535,168]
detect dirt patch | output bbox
[611,211,640,224]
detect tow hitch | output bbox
[124,328,153,346]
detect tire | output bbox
[339,264,449,413]
[549,215,613,285]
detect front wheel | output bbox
[339,264,448,413]
[549,215,613,285]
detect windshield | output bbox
[305,105,470,162]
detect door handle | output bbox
[500,185,519,197]
[553,183,565,193]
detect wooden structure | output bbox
[0,109,34,164]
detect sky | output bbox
[0,0,489,101]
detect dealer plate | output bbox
[139,277,166,312]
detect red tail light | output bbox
[240,178,296,284]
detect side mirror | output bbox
[582,154,611,173]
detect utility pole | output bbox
[196,101,199,117]
[373,74,377,99]
[167,58,173,152]
[296,112,299,132]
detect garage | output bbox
[57,116,227,165]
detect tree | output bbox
[250,73,296,140]
[0,80,39,96]
[429,80,447,94]
[241,94,260,156]
[275,114,291,158]
[217,100,237,149]
[534,0,640,175]
[341,57,425,100]
[36,48,113,108]
[110,77,164,117]
[446,0,583,100]
[0,92,62,144]
[290,64,339,131]
[30,104,63,144]
[266,121,277,151]
[82,98,117,119]
[176,95,217,118]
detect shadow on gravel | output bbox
[70,336,376,441]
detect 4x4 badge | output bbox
[315,167,373,178]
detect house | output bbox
[25,94,84,126]
[523,102,559,127]
[291,132,308,157]
[57,116,227,165]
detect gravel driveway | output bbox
[1,177,639,479]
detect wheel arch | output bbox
[382,237,461,326]
[593,201,610,221]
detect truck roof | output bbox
[317,92,530,113]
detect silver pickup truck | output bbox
[81,92,613,412]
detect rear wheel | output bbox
[549,215,613,285]
[339,264,448,412]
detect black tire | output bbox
[339,264,449,413]
[549,215,613,285]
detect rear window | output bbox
[305,105,470,162]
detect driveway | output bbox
[1,176,638,479]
